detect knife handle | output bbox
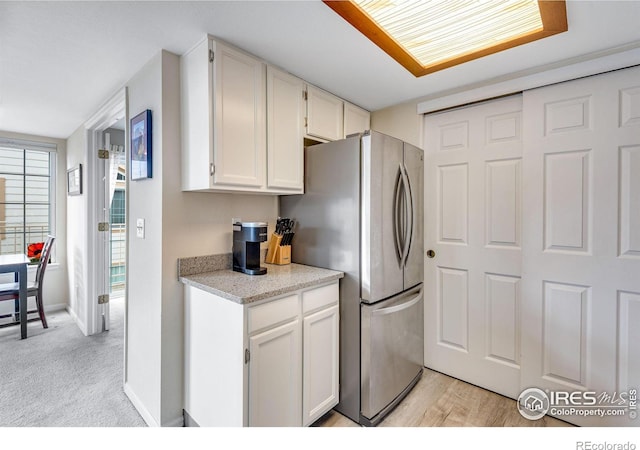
[265,233,283,264]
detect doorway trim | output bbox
[83,88,128,336]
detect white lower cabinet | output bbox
[302,304,339,426]
[184,281,339,427]
[249,319,301,426]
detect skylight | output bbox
[324,0,568,77]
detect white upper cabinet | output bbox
[344,101,371,137]
[181,36,266,192]
[181,35,367,193]
[213,42,266,188]
[180,37,213,191]
[305,85,344,141]
[267,66,305,192]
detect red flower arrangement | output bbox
[27,242,44,263]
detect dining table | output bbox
[0,254,30,339]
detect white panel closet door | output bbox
[424,95,523,399]
[522,65,640,426]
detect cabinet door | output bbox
[212,41,266,187]
[249,319,301,426]
[306,85,344,141]
[267,66,304,191]
[344,102,370,137]
[180,37,213,191]
[302,305,339,426]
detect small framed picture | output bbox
[130,109,152,180]
[67,164,82,196]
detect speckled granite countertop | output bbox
[180,263,343,304]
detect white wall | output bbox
[65,126,90,334]
[125,50,277,427]
[0,130,69,313]
[125,51,164,426]
[371,100,423,149]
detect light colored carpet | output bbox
[0,298,146,427]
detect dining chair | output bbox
[0,235,55,329]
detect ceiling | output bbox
[1,1,640,140]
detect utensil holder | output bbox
[265,233,291,265]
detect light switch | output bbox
[136,218,145,239]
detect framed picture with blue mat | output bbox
[130,109,152,180]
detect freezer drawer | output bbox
[360,284,424,421]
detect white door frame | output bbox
[83,88,128,336]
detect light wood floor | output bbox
[314,368,573,427]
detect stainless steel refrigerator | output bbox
[280,130,424,426]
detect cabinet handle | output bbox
[210,163,215,177]
[244,348,250,364]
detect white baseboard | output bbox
[123,383,184,427]
[0,302,67,315]
[66,305,88,336]
[45,302,67,313]
[124,383,158,427]
[163,415,185,427]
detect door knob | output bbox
[426,250,436,259]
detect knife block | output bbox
[265,233,291,265]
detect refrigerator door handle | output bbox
[400,164,413,267]
[370,288,423,317]
[394,165,404,266]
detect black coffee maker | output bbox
[232,221,268,275]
